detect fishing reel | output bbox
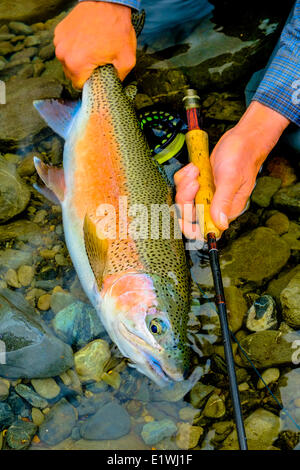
[137,107,188,164]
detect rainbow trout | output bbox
[33,23,191,389]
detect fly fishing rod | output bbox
[183,89,248,451]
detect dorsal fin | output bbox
[33,99,80,139]
[83,214,108,290]
[34,157,65,202]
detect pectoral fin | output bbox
[83,214,108,290]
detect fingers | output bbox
[174,163,201,239]
[210,174,239,230]
[113,32,137,81]
[174,163,199,219]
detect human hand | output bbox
[54,1,137,89]
[175,101,290,239]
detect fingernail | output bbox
[219,212,229,229]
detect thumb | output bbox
[210,178,239,230]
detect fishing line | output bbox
[196,282,300,432]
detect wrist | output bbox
[232,101,290,166]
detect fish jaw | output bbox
[100,272,187,387]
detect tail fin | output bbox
[131,9,145,37]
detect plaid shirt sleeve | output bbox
[78,0,141,10]
[253,1,300,126]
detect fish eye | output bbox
[149,318,166,335]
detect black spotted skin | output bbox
[85,65,191,369]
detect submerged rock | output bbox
[221,408,280,450]
[281,222,300,253]
[39,398,77,446]
[0,1,72,25]
[0,292,74,379]
[141,418,177,446]
[224,286,247,333]
[251,176,282,208]
[189,382,216,409]
[0,157,31,222]
[267,265,300,304]
[0,402,14,431]
[6,419,37,450]
[15,383,48,409]
[31,378,61,400]
[176,422,203,449]
[235,330,300,368]
[265,212,290,235]
[221,227,290,287]
[52,301,105,348]
[266,155,297,188]
[245,295,278,332]
[0,249,33,271]
[273,183,300,215]
[280,271,300,328]
[74,339,111,383]
[202,393,226,418]
[257,367,280,389]
[80,401,131,441]
[0,77,63,151]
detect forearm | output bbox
[252,0,300,127]
[78,0,141,10]
[233,101,290,166]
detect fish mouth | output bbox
[118,321,184,385]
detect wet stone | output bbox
[0,378,9,401]
[265,212,290,235]
[0,402,14,431]
[273,182,300,215]
[189,383,216,409]
[267,265,300,304]
[202,393,226,418]
[50,291,77,314]
[257,367,280,389]
[221,227,291,287]
[17,265,34,287]
[224,286,247,333]
[74,339,111,383]
[31,378,61,400]
[37,293,51,311]
[0,157,31,223]
[221,408,280,450]
[4,268,20,288]
[31,407,45,426]
[76,392,111,418]
[24,35,41,47]
[235,330,300,368]
[39,398,77,446]
[0,41,13,56]
[38,43,55,60]
[6,392,31,419]
[0,301,74,379]
[251,176,282,208]
[80,401,131,441]
[51,302,104,347]
[15,383,48,409]
[245,295,278,332]
[176,422,203,449]
[8,21,33,35]
[280,271,300,329]
[141,418,177,446]
[6,419,37,450]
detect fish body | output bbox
[34,64,191,387]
